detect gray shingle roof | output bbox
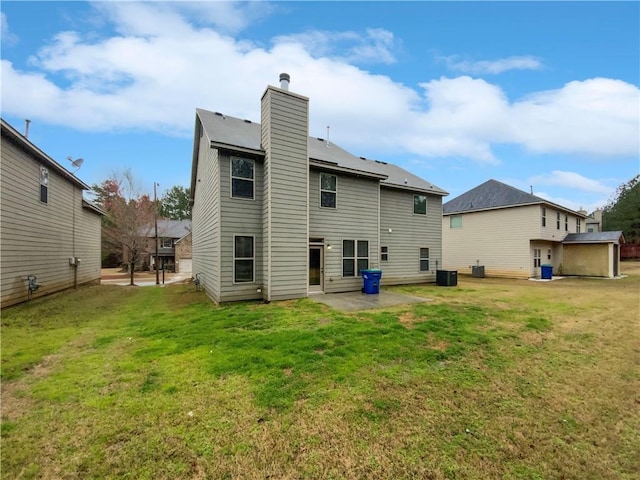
[196,108,447,195]
[156,219,192,239]
[563,231,624,244]
[443,179,585,216]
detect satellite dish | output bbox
[67,156,84,170]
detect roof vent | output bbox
[279,73,290,90]
[244,119,252,124]
[214,112,223,116]
[359,156,366,160]
[317,137,324,142]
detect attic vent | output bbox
[244,119,252,124]
[359,156,366,160]
[214,112,223,116]
[317,137,324,142]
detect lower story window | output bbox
[381,246,388,262]
[419,247,429,272]
[234,235,254,282]
[343,239,369,276]
[534,249,541,268]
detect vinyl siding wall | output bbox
[219,152,264,302]
[191,129,221,302]
[442,205,541,279]
[261,87,309,301]
[309,169,379,293]
[380,188,442,284]
[1,139,101,308]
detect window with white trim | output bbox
[234,235,254,282]
[40,166,49,204]
[342,240,369,277]
[231,156,254,199]
[161,238,173,249]
[541,207,546,227]
[320,173,337,208]
[556,212,561,229]
[576,218,581,233]
[565,214,568,231]
[450,215,462,229]
[413,194,427,215]
[534,249,541,268]
[419,248,430,272]
[380,246,388,262]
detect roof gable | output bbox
[195,108,447,196]
[443,179,585,216]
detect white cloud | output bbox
[529,171,612,195]
[441,55,543,74]
[1,2,638,165]
[1,12,18,46]
[273,27,399,65]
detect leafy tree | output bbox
[159,185,191,220]
[94,170,157,285]
[603,174,640,244]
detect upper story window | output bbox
[231,156,254,199]
[414,194,427,215]
[565,214,568,231]
[556,212,561,229]
[541,207,546,227]
[40,166,49,204]
[161,238,173,249]
[450,215,462,229]
[342,239,369,277]
[576,218,581,233]
[320,173,337,208]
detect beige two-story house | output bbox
[1,118,104,307]
[190,74,448,303]
[442,179,623,278]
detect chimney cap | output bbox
[279,72,290,90]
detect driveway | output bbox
[101,268,192,286]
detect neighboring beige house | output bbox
[125,219,191,272]
[585,209,603,233]
[190,74,448,303]
[441,179,615,279]
[174,231,192,274]
[1,118,104,308]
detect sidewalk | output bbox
[101,268,192,286]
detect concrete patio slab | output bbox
[310,290,430,312]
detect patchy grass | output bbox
[1,263,639,479]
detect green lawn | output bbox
[2,266,639,479]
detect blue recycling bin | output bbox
[361,269,382,294]
[541,264,553,280]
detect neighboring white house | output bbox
[190,74,448,303]
[1,118,104,307]
[441,179,622,279]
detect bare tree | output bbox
[101,170,157,285]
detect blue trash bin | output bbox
[361,269,382,294]
[541,264,553,280]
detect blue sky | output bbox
[2,1,638,212]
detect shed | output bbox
[562,231,625,278]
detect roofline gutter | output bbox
[444,201,586,217]
[382,182,448,196]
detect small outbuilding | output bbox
[562,231,625,278]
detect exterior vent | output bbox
[317,137,324,142]
[244,119,252,123]
[214,112,223,116]
[359,156,366,160]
